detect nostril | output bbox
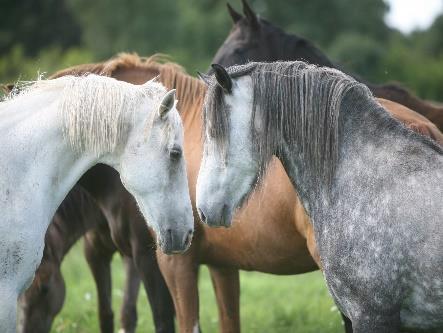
[198,208,207,223]
[166,228,172,243]
[184,229,193,247]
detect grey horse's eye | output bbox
[170,146,182,160]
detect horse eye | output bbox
[170,147,182,159]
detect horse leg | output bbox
[119,256,141,333]
[157,249,200,333]
[208,266,240,333]
[84,233,115,333]
[132,244,175,333]
[0,284,17,333]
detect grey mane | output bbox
[204,61,443,186]
[204,61,366,184]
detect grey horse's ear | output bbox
[227,3,243,23]
[241,0,259,28]
[158,89,176,118]
[197,71,211,85]
[211,64,232,94]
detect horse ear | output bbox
[241,0,259,28]
[197,71,211,85]
[158,89,176,118]
[211,64,232,94]
[227,3,243,23]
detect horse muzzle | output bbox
[158,228,193,255]
[197,203,232,228]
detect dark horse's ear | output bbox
[241,0,259,28]
[227,3,243,23]
[197,71,211,85]
[211,64,232,94]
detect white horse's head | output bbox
[61,75,194,253]
[196,64,260,228]
[117,83,194,254]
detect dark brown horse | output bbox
[17,186,109,333]
[44,54,441,333]
[212,0,443,130]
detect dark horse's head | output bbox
[211,0,334,69]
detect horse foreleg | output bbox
[119,256,140,333]
[157,249,200,333]
[0,283,17,333]
[84,233,115,333]
[132,245,175,333]
[208,266,240,333]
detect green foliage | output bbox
[379,39,443,101]
[0,45,94,83]
[0,0,81,56]
[328,33,386,82]
[260,0,390,49]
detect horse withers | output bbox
[0,75,193,332]
[197,62,442,333]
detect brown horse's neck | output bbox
[46,187,107,262]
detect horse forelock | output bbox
[59,74,170,155]
[203,61,367,186]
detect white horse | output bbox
[0,74,193,332]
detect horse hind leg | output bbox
[119,256,141,333]
[83,232,116,333]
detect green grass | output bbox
[51,243,344,333]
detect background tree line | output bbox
[1,0,442,101]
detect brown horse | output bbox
[45,53,442,333]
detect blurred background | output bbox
[1,1,442,332]
[1,0,443,100]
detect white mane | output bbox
[3,74,167,155]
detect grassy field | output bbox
[51,243,344,333]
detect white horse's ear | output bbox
[158,89,176,118]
